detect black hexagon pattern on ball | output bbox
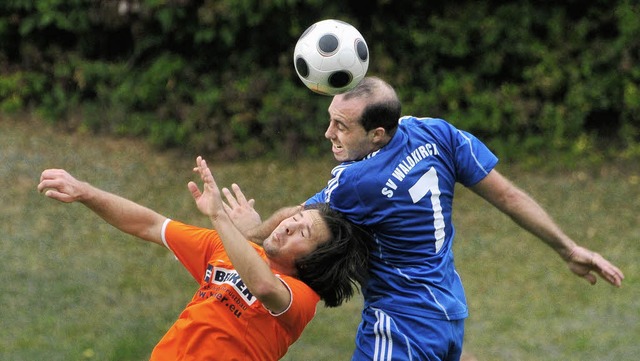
[295,57,310,78]
[318,34,339,56]
[356,40,368,62]
[328,71,352,88]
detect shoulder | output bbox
[163,220,222,250]
[165,219,219,239]
[400,115,457,134]
[329,161,363,184]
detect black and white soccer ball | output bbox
[293,19,369,96]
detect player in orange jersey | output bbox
[38,156,370,360]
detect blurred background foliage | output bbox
[1,0,639,164]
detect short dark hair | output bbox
[343,76,401,135]
[295,203,371,308]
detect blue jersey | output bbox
[307,116,498,321]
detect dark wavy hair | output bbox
[295,203,371,308]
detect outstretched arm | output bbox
[470,169,624,287]
[37,169,166,245]
[218,182,302,245]
[188,156,293,313]
[244,205,303,245]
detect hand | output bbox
[566,246,624,287]
[188,156,225,219]
[221,184,262,237]
[37,169,87,203]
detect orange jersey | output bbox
[150,220,320,361]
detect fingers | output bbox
[568,247,624,287]
[192,156,221,197]
[42,189,74,203]
[39,168,61,183]
[222,187,239,207]
[187,181,201,200]
[37,169,79,203]
[193,156,205,178]
[193,156,209,180]
[222,200,232,214]
[37,169,63,193]
[599,270,622,288]
[592,253,624,287]
[583,273,597,285]
[37,179,54,194]
[231,184,249,204]
[193,156,212,182]
[219,181,255,213]
[221,184,250,207]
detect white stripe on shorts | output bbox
[373,308,393,361]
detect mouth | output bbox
[332,143,343,154]
[271,231,283,245]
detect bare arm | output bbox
[469,169,624,287]
[243,205,303,245]
[220,182,302,246]
[215,182,302,246]
[37,169,166,245]
[188,157,293,313]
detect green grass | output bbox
[1,115,638,360]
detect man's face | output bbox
[325,95,377,162]
[262,209,330,267]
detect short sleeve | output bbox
[454,129,499,186]
[162,220,223,282]
[272,275,319,334]
[305,189,326,205]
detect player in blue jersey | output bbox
[232,77,624,361]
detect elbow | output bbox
[491,187,527,215]
[251,276,293,311]
[130,218,166,245]
[502,189,535,218]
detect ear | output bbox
[369,127,388,145]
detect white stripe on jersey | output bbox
[457,130,491,176]
[325,164,348,203]
[373,234,452,321]
[393,263,451,321]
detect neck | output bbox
[267,259,297,277]
[370,135,392,153]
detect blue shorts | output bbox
[351,307,465,361]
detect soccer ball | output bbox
[293,19,369,96]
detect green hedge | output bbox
[1,0,638,163]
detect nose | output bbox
[325,123,334,140]
[283,219,297,235]
[282,220,293,236]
